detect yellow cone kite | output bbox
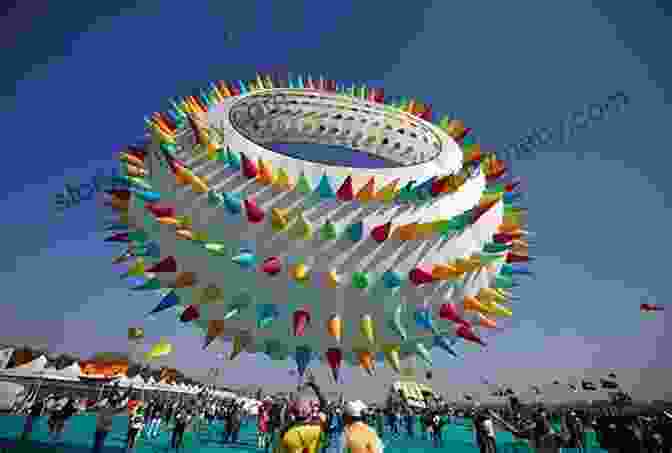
[383,344,401,373]
[360,315,375,345]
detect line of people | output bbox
[11,378,672,453]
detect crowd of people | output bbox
[5,373,672,453]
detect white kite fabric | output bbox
[0,348,14,370]
[104,73,530,379]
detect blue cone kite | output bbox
[226,149,241,170]
[105,224,129,232]
[145,241,161,259]
[222,192,242,215]
[503,192,522,203]
[315,174,336,199]
[232,252,255,269]
[347,221,364,242]
[130,189,161,203]
[148,290,180,315]
[433,336,459,357]
[414,308,439,335]
[295,345,312,378]
[256,304,279,328]
[132,278,162,291]
[382,270,402,289]
[503,264,533,276]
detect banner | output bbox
[159,367,178,384]
[0,347,14,369]
[80,360,129,377]
[12,348,34,367]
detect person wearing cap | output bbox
[336,400,383,453]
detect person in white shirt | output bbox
[337,400,384,453]
[474,410,497,453]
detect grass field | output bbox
[0,414,605,452]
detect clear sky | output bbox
[1,0,670,403]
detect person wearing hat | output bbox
[336,400,383,453]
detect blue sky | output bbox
[1,0,670,401]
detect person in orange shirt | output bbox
[337,400,384,453]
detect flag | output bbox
[600,378,619,390]
[128,327,145,340]
[464,394,473,401]
[581,380,597,391]
[0,347,14,370]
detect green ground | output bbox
[0,414,605,452]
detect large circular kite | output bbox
[105,73,530,381]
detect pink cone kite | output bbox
[371,222,392,243]
[336,176,354,201]
[261,257,282,276]
[326,348,342,382]
[293,309,311,336]
[439,303,471,327]
[244,198,265,223]
[456,324,486,346]
[146,256,178,273]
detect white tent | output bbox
[0,355,48,378]
[17,355,47,372]
[130,375,146,387]
[62,362,82,378]
[116,376,132,387]
[146,376,157,386]
[34,361,82,382]
[0,381,26,411]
